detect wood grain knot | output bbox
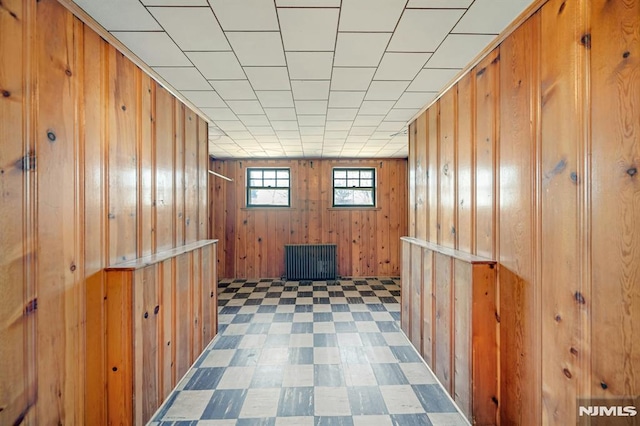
[1,90,9,97]
[69,263,76,272]
[450,226,455,235]
[574,291,586,304]
[24,298,38,316]
[555,314,562,322]
[601,381,608,390]
[570,347,578,356]
[570,172,578,183]
[112,367,118,372]
[65,69,72,77]
[558,1,566,13]
[563,368,572,379]
[580,33,591,49]
[154,305,160,314]
[144,312,149,319]
[121,105,126,111]
[476,67,486,76]
[491,54,500,64]
[495,312,501,323]
[491,396,498,405]
[623,51,630,59]
[627,167,637,177]
[47,131,56,142]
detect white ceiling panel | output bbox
[426,34,496,68]
[395,92,438,109]
[454,0,531,34]
[326,121,351,130]
[265,108,297,120]
[297,116,326,126]
[339,0,405,32]
[365,81,410,101]
[407,68,459,92]
[301,135,323,142]
[271,121,299,130]
[277,130,302,139]
[374,53,431,81]
[238,115,270,126]
[255,91,294,107]
[215,121,246,131]
[154,67,211,90]
[327,108,359,121]
[209,80,257,100]
[295,101,328,115]
[182,91,226,108]
[406,0,472,7]
[286,52,334,81]
[227,100,264,115]
[209,0,279,30]
[112,32,189,66]
[331,68,376,91]
[359,100,395,115]
[276,0,340,5]
[385,108,421,121]
[247,126,276,135]
[377,121,406,132]
[353,115,385,127]
[334,33,391,67]
[187,52,245,80]
[200,107,237,120]
[291,81,331,100]
[299,127,325,136]
[257,135,281,143]
[227,32,286,66]
[226,130,254,139]
[324,131,349,139]
[388,9,464,52]
[244,67,291,90]
[349,126,376,136]
[143,0,208,4]
[278,8,339,51]
[328,92,366,108]
[149,7,229,51]
[74,0,160,30]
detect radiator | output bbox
[284,244,337,281]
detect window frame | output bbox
[246,167,291,208]
[332,167,377,208]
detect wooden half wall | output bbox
[406,0,640,423]
[0,0,210,424]
[210,158,407,279]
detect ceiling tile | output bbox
[388,9,464,52]
[334,33,391,67]
[271,121,299,130]
[406,0,472,7]
[327,108,358,121]
[349,126,376,136]
[187,52,245,80]
[276,130,301,139]
[324,131,349,139]
[238,115,270,126]
[453,0,532,34]
[291,81,330,100]
[385,108,421,121]
[374,53,431,81]
[359,100,395,115]
[215,120,246,131]
[226,130,254,139]
[278,8,339,51]
[345,135,369,143]
[339,0,405,32]
[353,115,385,126]
[227,32,286,66]
[247,126,276,135]
[244,67,291,90]
[301,135,323,142]
[395,91,438,109]
[328,91,366,108]
[200,107,237,120]
[331,68,376,91]
[426,34,496,68]
[148,7,229,51]
[369,131,394,139]
[297,115,326,126]
[377,121,407,131]
[365,81,409,101]
[209,80,257,100]
[286,52,334,80]
[227,100,264,115]
[112,32,189,66]
[407,68,459,91]
[181,91,226,108]
[299,127,325,136]
[142,0,208,4]
[295,100,328,115]
[256,135,281,143]
[255,91,294,107]
[265,108,297,120]
[74,0,160,31]
[209,0,279,30]
[276,0,340,5]
[325,121,351,131]
[324,139,347,144]
[154,67,211,90]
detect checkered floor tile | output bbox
[150,278,469,426]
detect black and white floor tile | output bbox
[150,278,469,426]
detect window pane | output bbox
[263,179,276,187]
[249,179,263,186]
[277,170,289,178]
[361,179,373,187]
[249,170,262,179]
[334,170,346,179]
[263,170,276,179]
[347,170,360,179]
[347,179,359,187]
[334,188,374,206]
[249,189,289,206]
[276,179,289,187]
[334,179,347,187]
[360,170,373,179]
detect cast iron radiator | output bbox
[284,244,337,281]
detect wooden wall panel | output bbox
[426,107,439,242]
[474,49,499,259]
[421,249,434,366]
[174,103,186,246]
[453,260,472,418]
[439,90,456,248]
[498,13,541,425]
[590,0,640,403]
[434,253,452,392]
[139,74,154,258]
[155,88,175,252]
[410,245,423,351]
[456,74,474,254]
[184,110,198,244]
[408,122,417,237]
[198,118,209,240]
[415,113,428,240]
[210,159,407,278]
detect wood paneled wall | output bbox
[210,159,407,278]
[406,0,640,423]
[0,0,209,424]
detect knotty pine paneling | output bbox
[438,90,456,248]
[0,0,210,424]
[415,113,428,240]
[406,0,639,423]
[210,159,407,278]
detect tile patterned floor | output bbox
[150,278,469,426]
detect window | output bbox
[246,168,290,207]
[333,168,376,207]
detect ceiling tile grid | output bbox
[72,0,534,159]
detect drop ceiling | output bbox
[70,0,534,159]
